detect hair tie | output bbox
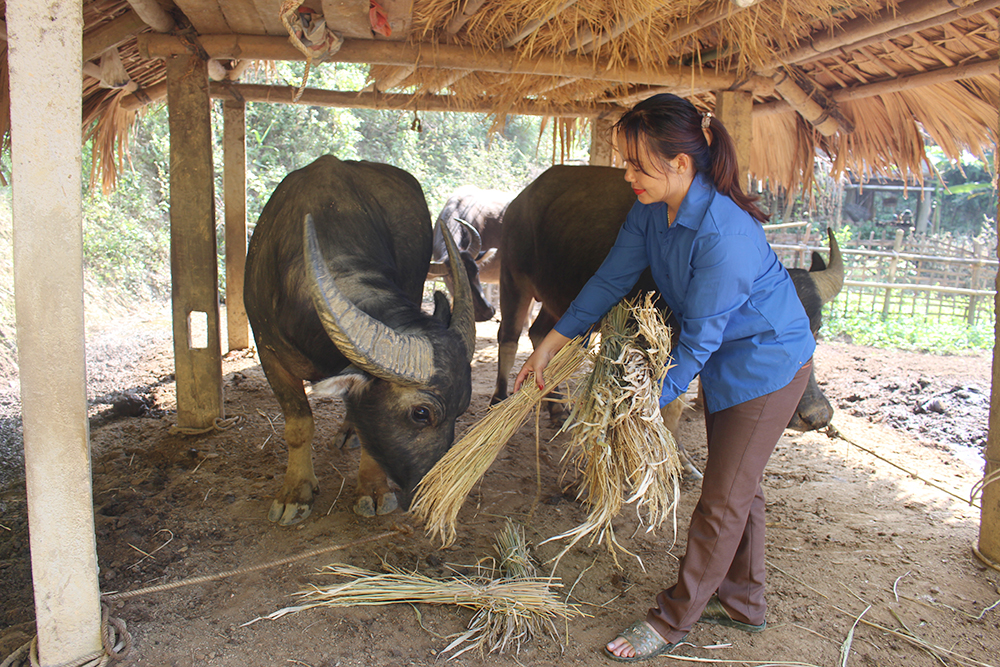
[701,112,713,146]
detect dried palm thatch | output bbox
[544,295,681,570]
[409,336,590,548]
[253,522,585,658]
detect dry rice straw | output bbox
[544,295,682,569]
[250,521,586,659]
[409,337,590,548]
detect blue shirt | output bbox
[554,171,815,413]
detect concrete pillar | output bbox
[714,90,754,187]
[223,100,249,351]
[167,54,224,428]
[7,1,103,664]
[589,112,619,166]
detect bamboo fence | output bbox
[768,225,998,326]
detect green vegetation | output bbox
[822,301,995,353]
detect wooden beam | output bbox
[138,34,775,95]
[82,9,147,61]
[166,54,224,429]
[714,90,753,184]
[223,100,249,352]
[755,58,1000,115]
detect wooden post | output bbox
[978,44,1000,568]
[223,99,249,351]
[167,54,224,428]
[589,111,618,166]
[8,1,103,662]
[881,228,905,320]
[714,90,753,187]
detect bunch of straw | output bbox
[544,294,681,568]
[409,337,590,547]
[443,520,578,658]
[253,522,585,658]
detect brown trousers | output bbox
[646,359,814,642]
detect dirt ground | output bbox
[1,306,998,667]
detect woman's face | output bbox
[615,135,692,210]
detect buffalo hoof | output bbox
[681,461,704,482]
[268,499,312,525]
[353,492,399,517]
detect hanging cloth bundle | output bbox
[279,1,344,101]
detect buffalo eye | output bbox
[411,405,433,424]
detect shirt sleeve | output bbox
[659,231,757,408]
[554,208,651,338]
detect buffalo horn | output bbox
[811,227,845,305]
[437,216,477,363]
[304,214,435,386]
[456,218,482,258]
[426,217,483,276]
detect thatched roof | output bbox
[3,0,998,192]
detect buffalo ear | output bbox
[308,368,371,398]
[430,290,452,326]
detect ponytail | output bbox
[613,94,770,224]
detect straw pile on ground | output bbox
[409,337,590,548]
[254,521,585,658]
[545,294,682,569]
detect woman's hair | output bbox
[612,93,769,224]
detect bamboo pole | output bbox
[755,59,1000,117]
[137,34,776,96]
[770,0,987,68]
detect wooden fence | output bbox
[765,223,998,326]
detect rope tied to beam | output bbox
[279,0,344,102]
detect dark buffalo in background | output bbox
[427,185,515,321]
[244,156,476,523]
[492,165,843,463]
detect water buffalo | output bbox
[492,165,843,451]
[244,155,476,524]
[426,186,514,321]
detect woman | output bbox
[513,94,816,662]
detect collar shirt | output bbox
[554,171,815,413]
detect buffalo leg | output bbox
[492,275,538,405]
[660,396,703,481]
[353,449,398,517]
[257,346,319,525]
[526,309,566,421]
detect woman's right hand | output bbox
[514,330,571,393]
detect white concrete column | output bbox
[7,1,103,664]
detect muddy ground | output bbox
[0,305,998,667]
